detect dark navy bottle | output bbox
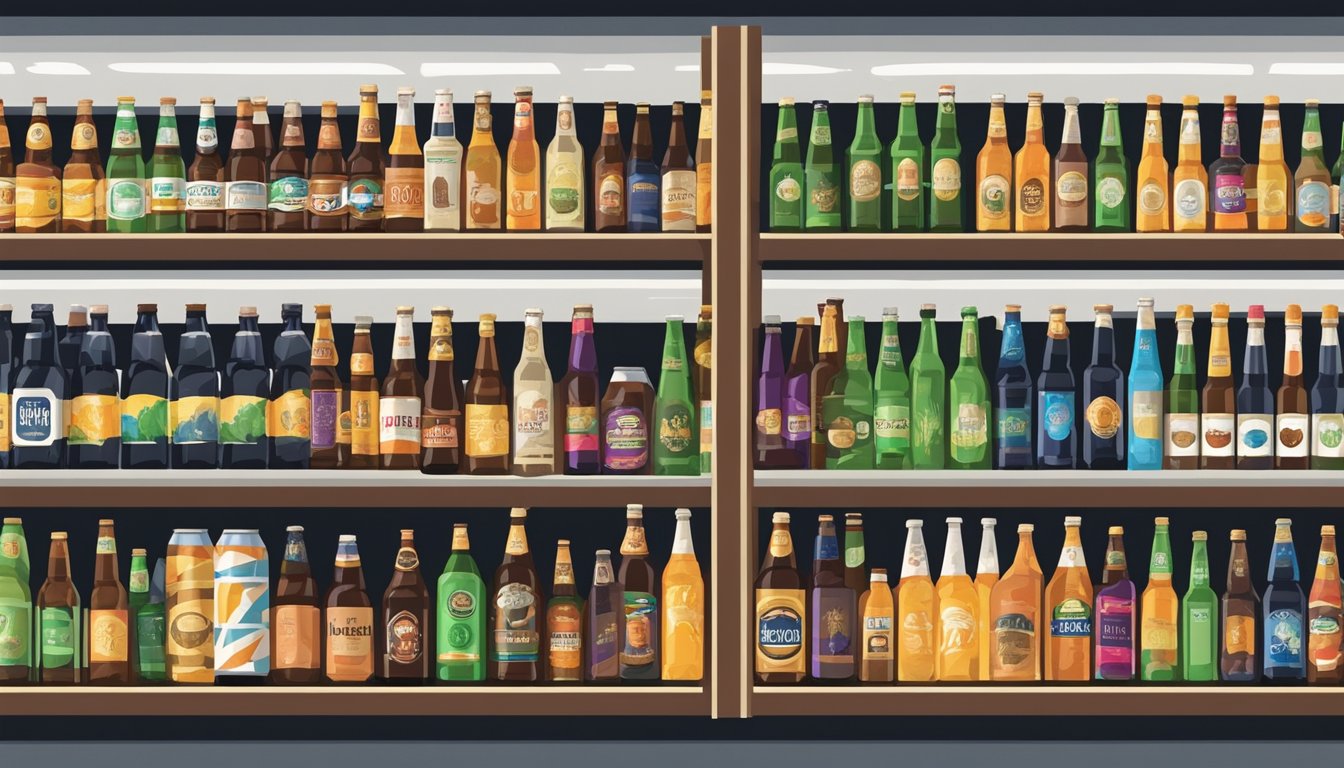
[11,304,69,468]
[1263,518,1306,683]
[1082,304,1125,468]
[625,103,661,233]
[121,304,170,469]
[58,304,88,386]
[171,304,219,469]
[994,305,1033,468]
[68,306,121,469]
[1236,305,1273,469]
[1037,305,1076,468]
[268,303,311,469]
[1309,305,1344,470]
[221,307,269,469]
[0,304,15,469]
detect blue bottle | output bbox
[1037,305,1075,468]
[1127,297,1164,470]
[994,305,1033,468]
[1083,304,1125,468]
[10,304,69,468]
[1236,305,1273,469]
[625,104,661,233]
[1263,518,1306,682]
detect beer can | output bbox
[213,529,270,676]
[166,528,215,683]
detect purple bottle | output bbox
[784,317,815,468]
[560,304,600,474]
[810,514,855,679]
[1094,525,1137,680]
[755,315,795,468]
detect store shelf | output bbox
[752,470,1344,508]
[1,470,710,509]
[0,686,708,717]
[751,686,1344,717]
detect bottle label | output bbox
[816,589,856,666]
[1086,396,1122,440]
[492,583,539,662]
[386,610,423,664]
[950,402,988,462]
[325,606,374,681]
[603,406,648,471]
[268,176,309,213]
[755,407,783,436]
[425,153,462,227]
[307,177,349,217]
[1310,613,1342,672]
[1289,180,1330,229]
[993,611,1036,673]
[622,591,658,669]
[1137,180,1165,215]
[170,395,220,445]
[1165,413,1199,456]
[1097,176,1126,209]
[659,402,695,455]
[598,173,624,216]
[185,180,224,212]
[1041,392,1074,442]
[0,177,13,227]
[1096,594,1133,668]
[785,390,811,442]
[120,393,168,444]
[875,403,910,450]
[466,172,501,227]
[513,388,553,463]
[661,169,697,230]
[1131,390,1163,442]
[1277,413,1309,457]
[1225,614,1253,656]
[69,393,120,446]
[1214,174,1247,213]
[1051,597,1093,638]
[1057,170,1088,205]
[850,159,883,203]
[0,599,30,666]
[224,180,267,211]
[699,400,713,457]
[1141,615,1176,654]
[16,175,62,229]
[89,609,129,663]
[547,160,582,217]
[106,178,147,221]
[864,613,894,661]
[1189,606,1214,666]
[267,389,312,439]
[310,389,340,450]
[464,403,509,458]
[219,394,267,445]
[755,588,805,675]
[1202,413,1235,457]
[1261,180,1288,216]
[149,177,185,212]
[379,396,423,455]
[548,609,582,673]
[996,406,1030,450]
[1173,178,1205,222]
[1313,413,1344,458]
[1265,609,1304,669]
[350,391,380,455]
[385,167,424,219]
[627,172,660,228]
[40,606,77,669]
[348,177,384,220]
[978,174,1009,219]
[0,393,8,452]
[62,177,102,222]
[931,158,960,202]
[1237,414,1273,457]
[273,604,320,670]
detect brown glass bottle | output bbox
[754,512,806,684]
[88,519,129,685]
[382,529,429,680]
[385,87,424,232]
[587,549,624,681]
[310,304,343,469]
[1053,97,1089,231]
[270,525,320,684]
[37,531,81,683]
[1277,304,1310,469]
[268,99,308,232]
[593,101,626,232]
[661,101,697,232]
[559,304,600,475]
[464,313,510,475]
[490,508,542,682]
[600,367,654,475]
[1201,303,1236,469]
[787,317,817,467]
[382,306,425,469]
[63,99,105,233]
[618,504,659,680]
[225,99,267,232]
[348,85,385,232]
[185,97,225,232]
[17,96,60,233]
[0,99,14,232]
[252,97,274,164]
[810,305,843,468]
[545,540,583,682]
[1220,529,1259,682]
[307,100,348,232]
[421,307,464,474]
[324,535,374,683]
[347,315,380,469]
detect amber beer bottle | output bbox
[975,94,1011,232]
[307,101,348,232]
[506,86,542,231]
[695,90,713,232]
[1136,95,1171,232]
[1201,303,1235,468]
[270,526,320,684]
[185,97,225,232]
[309,304,343,469]
[587,549,624,681]
[422,307,464,474]
[593,101,626,232]
[268,99,308,232]
[385,87,424,232]
[546,540,583,682]
[465,91,502,230]
[383,530,429,680]
[619,505,659,680]
[1221,529,1258,681]
[252,97,274,164]
[347,85,385,231]
[755,512,805,684]
[225,99,267,232]
[89,519,129,684]
[37,531,81,683]
[381,307,424,469]
[464,314,510,475]
[17,96,60,233]
[1277,304,1310,469]
[347,315,380,469]
[1014,91,1050,232]
[0,100,13,232]
[324,535,374,683]
[491,508,543,682]
[661,101,697,232]
[63,99,106,233]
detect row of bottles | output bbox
[770,93,1344,234]
[755,299,1344,470]
[755,512,1337,684]
[0,88,712,234]
[0,303,711,476]
[0,506,704,685]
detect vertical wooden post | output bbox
[700,33,714,305]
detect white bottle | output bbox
[423,89,463,231]
[511,309,555,474]
[545,96,585,231]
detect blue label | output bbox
[999,320,1025,363]
[814,535,839,561]
[1042,392,1075,441]
[1265,608,1304,669]
[996,407,1031,449]
[758,608,803,660]
[626,168,661,231]
[1051,618,1093,637]
[995,613,1034,634]
[1298,181,1330,223]
[13,391,58,444]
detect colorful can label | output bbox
[348,177,384,220]
[214,533,270,676]
[622,591,658,670]
[1051,597,1093,638]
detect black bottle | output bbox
[11,304,69,468]
[268,303,311,469]
[221,307,270,469]
[68,305,121,469]
[171,304,219,469]
[121,304,170,469]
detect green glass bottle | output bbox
[768,98,804,232]
[106,96,148,233]
[827,317,874,469]
[146,97,185,233]
[846,95,883,232]
[891,91,926,232]
[1181,531,1218,681]
[874,307,912,469]
[1164,304,1199,469]
[910,304,946,469]
[929,85,963,232]
[804,100,840,231]
[949,307,990,469]
[654,314,700,475]
[0,517,31,682]
[437,523,487,681]
[1294,100,1332,233]
[129,549,166,681]
[1094,98,1130,232]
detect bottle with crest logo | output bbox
[464,314,509,475]
[421,307,462,474]
[1211,96,1248,230]
[382,530,428,680]
[1237,305,1273,469]
[626,102,660,233]
[492,509,542,682]
[1083,304,1124,469]
[306,101,348,232]
[755,512,805,684]
[619,505,659,680]
[1014,92,1049,232]
[975,94,1011,232]
[1264,518,1306,682]
[1201,303,1236,469]
[593,101,626,233]
[1295,100,1333,232]
[874,308,911,469]
[768,98,803,232]
[846,95,882,232]
[1094,99,1129,231]
[929,85,962,232]
[268,99,308,232]
[17,96,61,233]
[994,305,1032,468]
[890,92,925,232]
[948,308,989,469]
[1310,304,1344,469]
[1037,306,1075,468]
[1164,304,1198,469]
[347,85,384,231]
[661,101,696,234]
[1053,97,1088,231]
[545,96,583,232]
[437,524,486,681]
[654,315,699,475]
[147,97,185,233]
[105,96,147,233]
[1135,95,1169,232]
[1172,96,1208,232]
[465,91,502,230]
[805,101,839,231]
[384,87,424,233]
[348,315,380,470]
[324,535,373,683]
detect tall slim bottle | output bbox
[306,100,348,231]
[592,101,626,233]
[559,304,600,474]
[1223,544,1260,682]
[1128,298,1164,469]
[1165,304,1199,469]
[618,505,659,680]
[252,97,274,164]
[1045,516,1092,681]
[147,97,186,233]
[384,87,424,232]
[989,524,1042,681]
[185,97,225,232]
[464,314,509,475]
[929,85,963,232]
[828,317,875,469]
[810,515,856,679]
[1094,526,1136,681]
[1172,96,1208,232]
[1135,95,1169,232]
[1278,304,1310,469]
[754,512,805,684]
[1201,303,1236,469]
[270,526,320,684]
[89,519,129,684]
[224,99,267,233]
[546,540,583,683]
[891,93,928,231]
[1211,96,1248,231]
[1182,531,1219,681]
[1295,100,1333,232]
[587,549,623,682]
[544,96,583,232]
[16,97,60,232]
[625,102,659,233]
[1237,305,1274,469]
[911,305,946,469]
[1013,92,1049,232]
[1054,97,1088,231]
[220,307,269,469]
[995,305,1033,468]
[1038,306,1076,468]
[810,305,842,468]
[379,307,423,469]
[654,315,698,475]
[1307,525,1342,684]
[506,87,542,231]
[267,99,307,232]
[976,94,1011,232]
[419,308,460,474]
[436,524,486,682]
[465,91,502,230]
[1140,517,1178,681]
[948,307,989,469]
[755,316,790,468]
[975,518,999,681]
[843,514,867,618]
[786,317,815,468]
[346,85,384,232]
[846,95,882,232]
[121,305,169,470]
[309,304,342,469]
[805,101,840,231]
[897,519,935,682]
[769,98,803,231]
[1264,518,1306,682]
[68,306,120,469]
[936,517,978,681]
[170,304,218,469]
[1094,99,1130,232]
[512,309,554,476]
[0,518,30,683]
[695,90,712,232]
[424,89,463,231]
[1310,305,1344,469]
[62,99,105,233]
[381,529,428,680]
[859,569,894,683]
[874,308,911,469]
[662,101,696,233]
[490,509,542,682]
[105,96,146,233]
[1083,304,1125,468]
[37,531,80,683]
[1257,96,1292,231]
[662,509,704,681]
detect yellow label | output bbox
[385,166,424,218]
[121,393,169,444]
[0,393,8,451]
[170,396,220,445]
[465,403,509,457]
[16,175,60,229]
[62,177,102,222]
[1225,614,1253,655]
[89,609,129,663]
[71,122,98,151]
[219,395,266,445]
[26,122,52,150]
[70,393,120,446]
[267,389,312,439]
[350,351,375,376]
[696,163,712,227]
[428,319,454,361]
[350,390,379,456]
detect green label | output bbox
[844,544,865,569]
[1189,606,1213,666]
[0,599,32,666]
[136,608,167,675]
[549,186,580,215]
[269,176,310,213]
[950,402,989,463]
[40,606,76,669]
[121,393,168,443]
[874,403,910,450]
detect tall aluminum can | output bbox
[214,529,270,676]
[167,528,215,683]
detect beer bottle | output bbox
[1334,119,1344,233]
[1094,99,1130,232]
[141,558,168,682]
[1082,304,1124,469]
[1054,97,1089,231]
[68,305,119,469]
[1295,100,1332,232]
[929,85,963,232]
[1171,96,1208,232]
[307,100,348,231]
[768,98,803,232]
[1032,306,1075,468]
[995,305,1032,469]
[828,316,874,469]
[1180,531,1219,682]
[937,517,978,681]
[626,102,660,232]
[1308,525,1342,684]
[846,95,882,232]
[1095,526,1136,681]
[437,524,486,681]
[424,89,463,231]
[347,85,385,231]
[252,97,274,163]
[813,515,857,680]
[544,95,583,232]
[170,304,219,469]
[695,90,713,232]
[127,548,157,682]
[309,304,342,469]
[872,309,911,469]
[1278,304,1309,469]
[268,303,312,469]
[546,540,583,682]
[224,99,267,232]
[785,316,815,468]
[1264,518,1307,682]
[810,305,842,469]
[989,523,1043,681]
[37,531,80,683]
[948,307,990,469]
[1237,305,1273,469]
[910,304,946,469]
[1211,96,1248,230]
[755,512,804,684]
[859,568,894,683]
[59,305,87,389]
[17,96,61,232]
[1164,304,1198,469]
[381,307,424,469]
[511,309,554,476]
[324,535,374,683]
[271,526,320,684]
[89,519,129,684]
[1311,305,1344,469]
[662,509,704,681]
[661,101,696,233]
[505,87,541,231]
[694,306,713,473]
[418,308,461,473]
[146,97,185,233]
[0,100,13,232]
[975,519,1000,681]
[891,92,924,231]
[62,99,105,233]
[11,304,67,468]
[465,91,502,230]
[587,549,624,682]
[593,101,626,233]
[1127,298,1164,470]
[0,518,30,683]
[618,505,659,680]
[268,99,308,232]
[220,307,269,469]
[185,97,225,232]
[121,304,169,470]
[1043,517,1092,682]
[804,101,840,231]
[755,316,787,468]
[1014,92,1050,232]
[1201,303,1236,469]
[382,530,428,680]
[464,313,509,474]
[348,314,380,469]
[0,305,12,469]
[654,315,699,475]
[491,508,542,682]
[1140,517,1178,681]
[1222,529,1259,681]
[1135,95,1169,232]
[558,305,599,474]
[385,87,424,232]
[1257,96,1292,231]
[975,94,1011,232]
[896,519,934,682]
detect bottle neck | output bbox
[1024,103,1043,144]
[1178,109,1200,162]
[1260,108,1283,161]
[1060,106,1080,145]
[976,527,998,575]
[567,315,596,372]
[513,97,536,143]
[553,103,575,138]
[1285,325,1303,377]
[1189,541,1210,587]
[432,96,456,138]
[1091,313,1115,365]
[1100,108,1121,148]
[392,314,415,361]
[1220,109,1241,157]
[1320,324,1340,373]
[959,318,979,361]
[357,96,380,143]
[941,526,966,577]
[672,518,695,556]
[1208,320,1231,377]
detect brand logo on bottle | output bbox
[931,158,960,202]
[1019,178,1046,215]
[1086,396,1121,440]
[775,175,801,204]
[1139,181,1165,215]
[1057,170,1088,205]
[1097,176,1126,209]
[12,389,60,446]
[758,606,803,659]
[979,175,1008,218]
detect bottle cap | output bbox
[779,97,795,106]
[764,314,781,325]
[1146,94,1161,107]
[882,307,899,317]
[675,509,692,521]
[1065,516,1081,526]
[666,314,685,322]
[354,314,373,326]
[1193,531,1207,541]
[959,307,976,318]
[1176,304,1194,320]
[596,548,612,557]
[906,519,923,528]
[431,305,452,315]
[1094,304,1113,313]
[1211,302,1229,320]
[132,548,147,556]
[1182,95,1199,107]
[1287,304,1303,324]
[51,532,67,540]
[871,569,888,582]
[1323,525,1336,536]
[160,96,176,106]
[946,517,963,525]
[1231,529,1246,541]
[340,535,357,543]
[1105,97,1120,105]
[1323,305,1339,322]
[282,302,302,315]
[938,85,955,96]
[1248,304,1265,320]
[400,529,414,538]
[1223,94,1237,107]
[287,525,304,533]
[819,514,834,523]
[858,94,875,103]
[626,504,644,518]
[99,518,114,526]
[1017,524,1034,533]
[920,303,936,312]
[1264,95,1280,107]
[812,100,829,109]
[510,507,527,519]
[1027,91,1043,102]
[845,512,862,523]
[556,538,570,546]
[1064,96,1079,107]
[1306,98,1320,108]
[91,304,109,314]
[990,93,1005,104]
[0,304,10,311]
[797,317,815,326]
[1049,304,1067,314]
[1138,297,1155,308]
[982,518,997,527]
[3,517,21,525]
[137,303,158,313]
[1275,518,1292,526]
[772,512,791,524]
[1005,304,1021,312]
[1155,516,1170,525]
[899,92,915,103]
[1108,526,1124,535]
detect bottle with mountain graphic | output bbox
[221,307,269,469]
[121,304,169,469]
[268,303,311,469]
[68,305,120,469]
[171,304,218,469]
[1264,518,1306,682]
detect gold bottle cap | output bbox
[510,507,527,519]
[846,513,863,523]
[779,97,795,106]
[132,547,148,556]
[314,303,332,314]
[396,306,414,315]
[818,514,834,523]
[1049,304,1067,315]
[1005,304,1022,312]
[1264,95,1280,107]
[1211,302,1229,320]
[1176,304,1194,320]
[1323,304,1339,322]
[899,92,915,103]
[359,84,378,95]
[797,317,815,326]
[1154,516,1170,526]
[1223,94,1237,107]
[1094,304,1113,313]
[200,97,216,105]
[1182,95,1199,108]
[1192,531,1207,542]
[1017,524,1034,533]
[2,517,21,525]
[1323,525,1336,536]
[1231,529,1247,541]
[98,518,115,526]
[1287,304,1303,324]
[1146,94,1162,107]
[1108,526,1124,535]
[400,529,414,538]
[1026,91,1043,103]
[1306,98,1321,108]
[990,93,1006,105]
[160,96,176,106]
[51,532,67,540]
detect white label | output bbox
[225,181,267,211]
[1057,545,1085,569]
[11,388,62,447]
[379,396,422,446]
[513,387,553,463]
[1165,413,1200,457]
[424,152,461,230]
[1312,413,1344,458]
[1201,413,1235,457]
[1237,414,1274,458]
[106,179,148,220]
[185,181,224,211]
[1277,413,1309,457]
